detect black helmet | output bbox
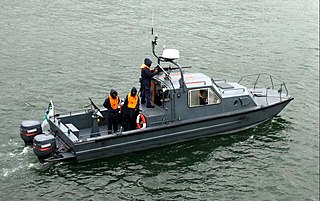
[144,58,152,67]
[131,87,137,96]
[110,89,118,98]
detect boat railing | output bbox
[238,73,289,101]
[57,109,92,117]
[221,88,246,95]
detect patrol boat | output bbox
[20,36,293,162]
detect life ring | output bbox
[136,114,147,129]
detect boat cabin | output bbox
[139,47,257,128]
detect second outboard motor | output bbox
[33,133,56,163]
[20,120,42,146]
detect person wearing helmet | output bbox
[103,89,120,134]
[140,58,158,108]
[123,87,140,131]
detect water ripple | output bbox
[0,0,319,200]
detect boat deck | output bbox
[140,104,166,117]
[249,88,291,106]
[72,104,166,140]
[78,125,109,139]
[140,104,167,126]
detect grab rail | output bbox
[221,88,246,94]
[238,73,289,103]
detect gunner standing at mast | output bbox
[140,58,158,108]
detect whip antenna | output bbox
[151,10,154,35]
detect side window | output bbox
[188,88,221,107]
[207,88,221,104]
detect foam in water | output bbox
[22,146,31,155]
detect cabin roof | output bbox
[154,72,213,89]
[154,71,250,97]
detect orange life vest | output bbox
[108,95,119,110]
[140,64,150,70]
[127,93,138,109]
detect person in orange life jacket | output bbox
[123,87,140,131]
[103,89,120,134]
[140,58,158,108]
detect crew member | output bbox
[123,87,140,131]
[140,58,158,108]
[103,89,120,134]
[199,89,208,105]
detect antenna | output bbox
[151,10,159,60]
[151,10,154,35]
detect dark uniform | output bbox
[140,58,158,108]
[103,89,120,134]
[123,87,140,131]
[199,90,208,105]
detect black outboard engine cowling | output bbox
[20,120,42,146]
[33,133,56,163]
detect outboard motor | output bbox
[20,120,42,146]
[33,132,56,163]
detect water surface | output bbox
[0,0,319,200]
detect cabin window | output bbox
[188,88,221,107]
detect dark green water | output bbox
[0,0,319,200]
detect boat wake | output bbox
[0,142,41,178]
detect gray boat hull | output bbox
[72,98,292,162]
